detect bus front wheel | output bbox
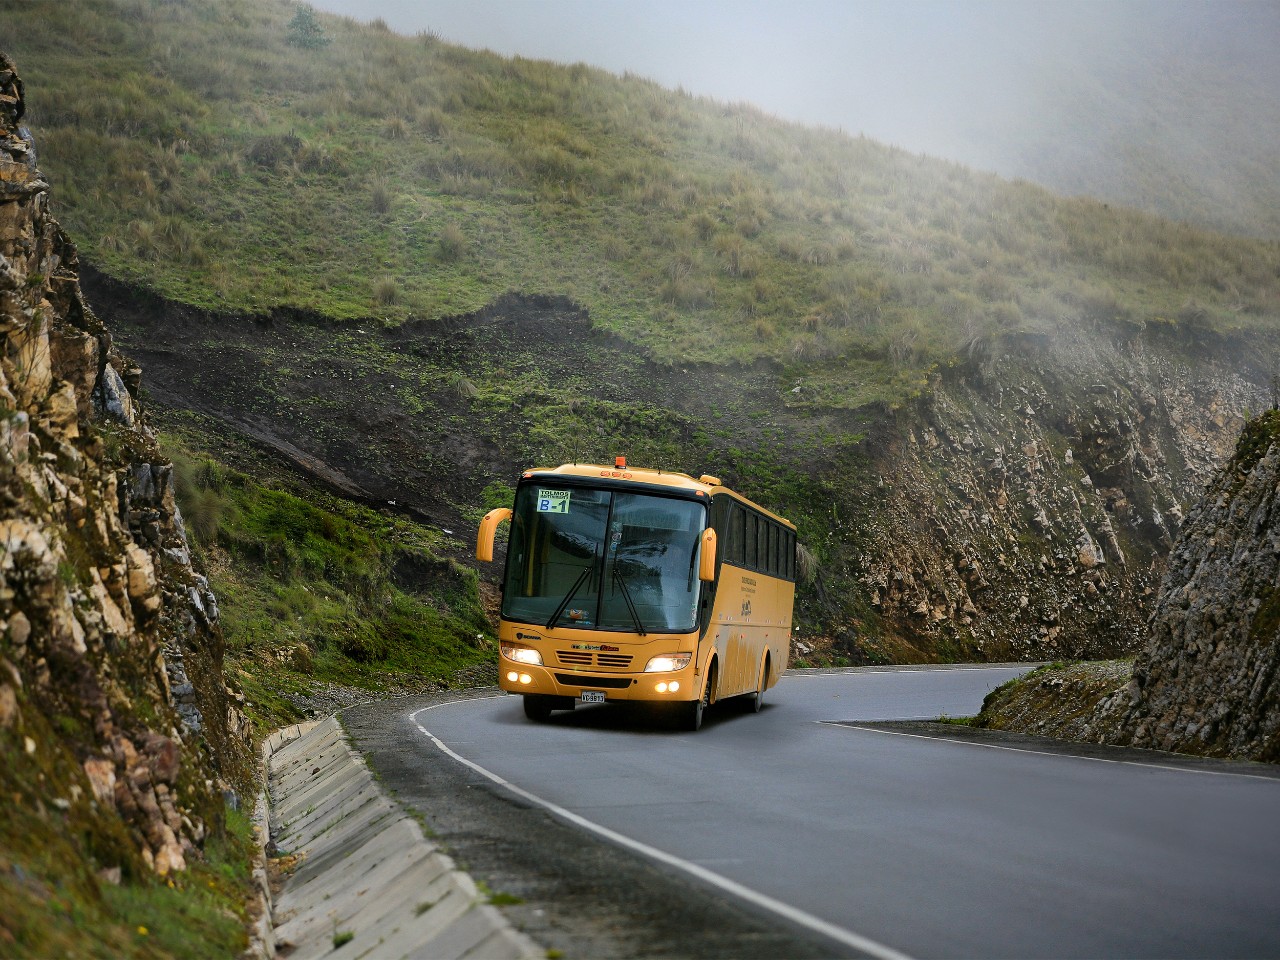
[686,668,714,731]
[523,695,554,722]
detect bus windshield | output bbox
[501,485,706,633]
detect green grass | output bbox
[0,717,255,959]
[163,423,494,734]
[4,0,1276,411]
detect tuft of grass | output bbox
[373,276,399,306]
[437,222,467,262]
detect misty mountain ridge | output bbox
[893,0,1280,241]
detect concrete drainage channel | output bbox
[254,716,541,959]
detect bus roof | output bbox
[521,462,795,529]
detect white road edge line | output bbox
[781,665,1031,678]
[827,723,1280,782]
[410,699,915,960]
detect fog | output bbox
[310,0,1280,236]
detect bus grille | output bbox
[556,651,635,669]
[554,673,632,689]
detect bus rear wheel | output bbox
[747,656,769,713]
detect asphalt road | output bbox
[345,667,1280,959]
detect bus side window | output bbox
[768,523,779,577]
[787,530,796,581]
[711,498,730,567]
[744,512,757,570]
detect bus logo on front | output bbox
[536,489,571,513]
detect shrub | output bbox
[418,107,449,137]
[796,543,819,585]
[246,135,302,169]
[286,6,331,49]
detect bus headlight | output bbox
[500,643,543,666]
[644,653,692,673]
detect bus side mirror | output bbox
[476,508,512,562]
[698,528,717,582]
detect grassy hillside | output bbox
[5,0,1278,411]
[159,412,495,732]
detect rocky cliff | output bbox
[0,47,249,909]
[1078,410,1280,760]
[848,328,1265,663]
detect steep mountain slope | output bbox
[4,0,1276,387]
[84,267,1266,665]
[0,55,255,955]
[856,328,1262,661]
[2,0,1276,665]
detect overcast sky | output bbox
[304,1,1274,184]
[308,0,1229,175]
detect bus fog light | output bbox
[519,673,533,685]
[644,653,693,673]
[656,682,668,693]
[506,671,519,683]
[668,681,679,692]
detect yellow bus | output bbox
[476,458,797,730]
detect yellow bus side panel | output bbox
[707,564,793,699]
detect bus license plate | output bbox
[580,691,606,704]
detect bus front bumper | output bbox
[498,661,699,703]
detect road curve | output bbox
[345,667,1280,959]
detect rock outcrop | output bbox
[0,51,249,879]
[850,330,1264,662]
[1082,410,1280,760]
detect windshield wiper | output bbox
[546,560,594,630]
[611,567,648,636]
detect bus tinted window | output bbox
[727,504,745,565]
[744,512,757,569]
[501,486,707,632]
